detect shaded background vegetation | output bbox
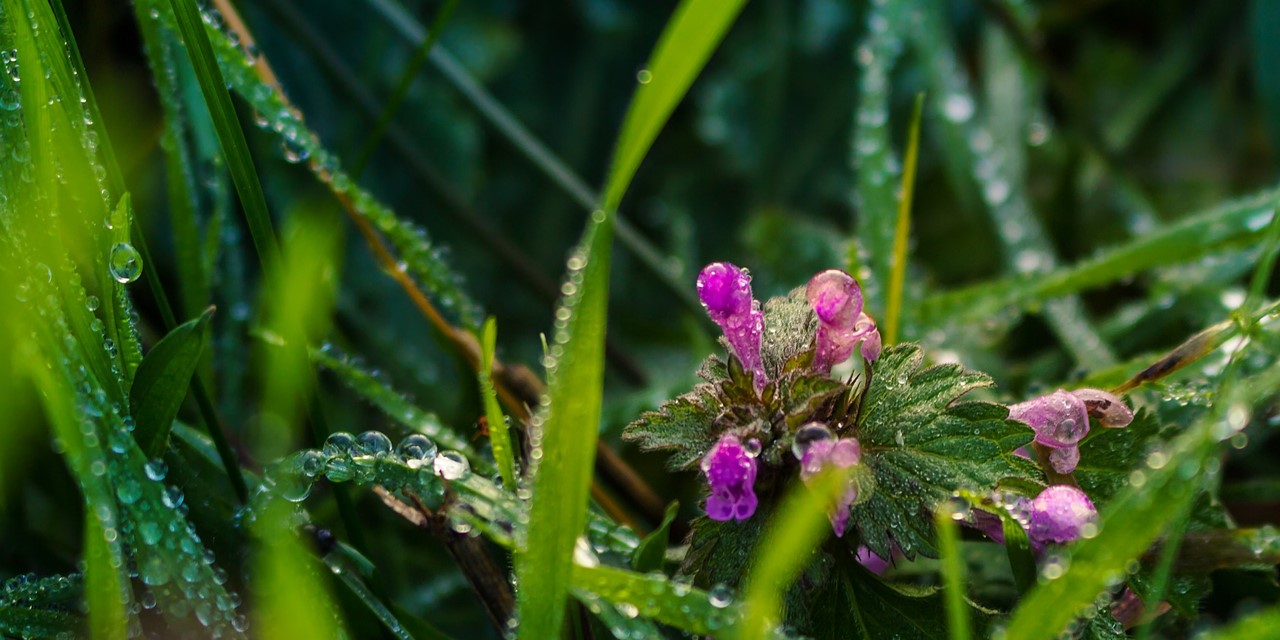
[3,0,1280,636]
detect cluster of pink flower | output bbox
[695,263,879,534]
[693,261,1136,555]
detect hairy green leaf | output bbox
[851,344,1033,559]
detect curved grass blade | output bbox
[920,187,1279,325]
[630,501,678,573]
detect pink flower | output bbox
[972,485,1098,551]
[1008,388,1132,474]
[805,270,880,373]
[795,424,862,537]
[1027,485,1097,544]
[698,263,767,389]
[701,435,759,521]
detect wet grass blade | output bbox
[738,468,849,640]
[516,1,746,635]
[570,564,742,636]
[162,0,280,271]
[920,187,1279,325]
[515,213,614,639]
[478,317,517,491]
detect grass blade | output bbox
[515,1,747,634]
[934,502,971,640]
[515,212,615,639]
[161,0,280,271]
[570,564,742,636]
[738,468,849,640]
[478,317,517,491]
[883,93,924,345]
[919,187,1279,325]
[600,0,748,211]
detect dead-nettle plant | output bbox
[626,262,1146,632]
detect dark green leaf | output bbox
[806,553,996,640]
[631,501,679,573]
[129,308,212,457]
[851,344,1034,559]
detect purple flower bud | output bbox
[1073,388,1134,428]
[698,263,767,389]
[697,263,754,324]
[795,427,862,537]
[807,270,861,327]
[806,270,880,372]
[1009,390,1088,449]
[853,312,881,361]
[856,546,890,575]
[1027,485,1097,544]
[701,435,759,522]
[1009,388,1134,474]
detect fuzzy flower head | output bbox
[793,423,862,537]
[1009,388,1132,474]
[806,270,881,373]
[698,263,767,389]
[701,434,760,522]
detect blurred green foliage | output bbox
[3,0,1280,637]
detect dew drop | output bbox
[108,243,142,283]
[434,451,471,480]
[708,583,733,608]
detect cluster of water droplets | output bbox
[312,342,473,456]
